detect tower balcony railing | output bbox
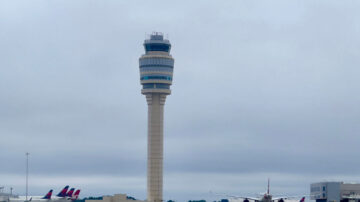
[141,79,172,85]
[141,88,171,95]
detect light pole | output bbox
[25,152,29,201]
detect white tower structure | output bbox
[139,32,174,202]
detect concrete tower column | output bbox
[139,32,174,202]
[146,94,166,202]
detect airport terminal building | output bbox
[85,194,144,202]
[311,182,360,202]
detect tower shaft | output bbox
[146,94,166,202]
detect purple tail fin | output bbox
[42,190,53,199]
[57,186,69,197]
[66,188,75,197]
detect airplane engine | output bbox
[278,198,285,202]
[244,199,250,202]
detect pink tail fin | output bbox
[71,190,81,200]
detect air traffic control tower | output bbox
[139,32,174,202]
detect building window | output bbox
[155,83,170,89]
[311,187,320,192]
[323,193,326,198]
[141,76,172,81]
[139,58,174,66]
[143,84,155,89]
[140,66,173,72]
[323,186,326,191]
[145,44,170,52]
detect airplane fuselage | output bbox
[9,196,69,202]
[256,194,272,202]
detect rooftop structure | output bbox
[311,182,360,202]
[85,194,144,202]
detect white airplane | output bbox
[9,190,54,202]
[10,186,80,202]
[224,179,305,202]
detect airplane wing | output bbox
[273,196,306,201]
[209,191,260,201]
[272,197,289,200]
[223,195,260,201]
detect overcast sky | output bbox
[1,0,360,201]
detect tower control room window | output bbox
[145,44,170,52]
[141,76,172,81]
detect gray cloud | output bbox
[1,0,360,201]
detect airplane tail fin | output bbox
[71,190,80,200]
[300,197,305,202]
[66,188,75,197]
[57,185,69,197]
[42,190,53,199]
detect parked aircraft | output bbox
[9,186,80,202]
[9,189,53,202]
